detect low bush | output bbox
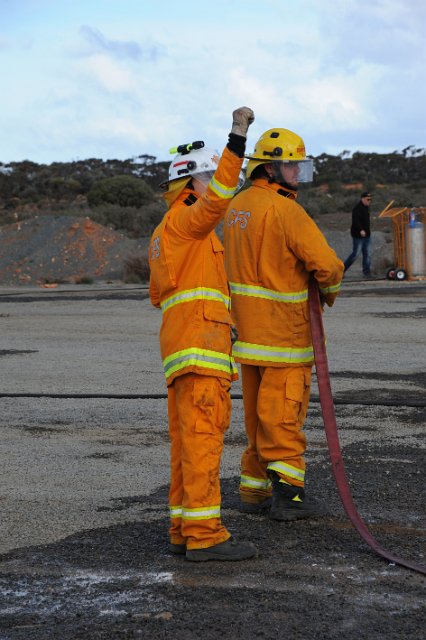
[123,252,150,283]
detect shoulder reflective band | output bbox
[240,474,272,491]
[161,287,230,313]
[182,505,220,520]
[163,348,237,379]
[267,461,305,483]
[230,282,308,303]
[169,505,182,518]
[319,281,342,295]
[233,340,314,364]
[209,176,238,199]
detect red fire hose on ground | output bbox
[308,278,426,575]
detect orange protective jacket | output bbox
[224,178,344,367]
[149,147,243,385]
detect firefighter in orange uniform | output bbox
[224,128,344,520]
[149,107,257,561]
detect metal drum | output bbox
[405,221,426,276]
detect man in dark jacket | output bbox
[343,191,373,278]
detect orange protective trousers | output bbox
[167,373,232,550]
[240,364,312,504]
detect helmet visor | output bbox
[296,158,314,183]
[280,158,313,183]
[194,170,215,185]
[236,171,246,191]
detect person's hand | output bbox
[231,107,255,138]
[360,230,366,237]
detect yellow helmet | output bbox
[246,128,312,181]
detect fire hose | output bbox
[308,278,426,575]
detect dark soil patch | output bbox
[1,438,425,640]
[0,350,38,357]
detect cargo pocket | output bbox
[193,378,231,434]
[210,233,228,285]
[203,299,233,325]
[283,369,308,426]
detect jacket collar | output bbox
[252,177,298,200]
[169,187,199,210]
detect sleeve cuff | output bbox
[227,133,246,158]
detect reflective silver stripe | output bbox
[161,287,230,312]
[230,282,308,303]
[233,340,314,364]
[182,506,220,520]
[169,505,182,518]
[240,474,272,490]
[230,357,238,377]
[209,176,237,199]
[163,348,234,378]
[320,281,342,294]
[267,462,305,482]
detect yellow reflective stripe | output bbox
[267,462,305,482]
[182,505,220,520]
[230,357,238,377]
[230,282,308,303]
[161,287,230,312]
[169,505,182,518]
[233,340,314,364]
[209,176,237,199]
[240,474,272,490]
[319,281,342,294]
[163,347,234,378]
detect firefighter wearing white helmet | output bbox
[161,142,245,207]
[224,126,344,522]
[149,107,257,561]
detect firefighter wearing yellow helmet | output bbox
[245,127,314,185]
[224,127,344,521]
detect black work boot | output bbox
[269,472,317,521]
[239,497,272,514]
[169,543,186,555]
[186,536,257,562]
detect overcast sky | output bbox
[1,0,425,164]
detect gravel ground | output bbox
[0,213,394,287]
[0,217,146,285]
[0,281,425,639]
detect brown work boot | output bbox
[186,536,257,562]
[269,472,318,521]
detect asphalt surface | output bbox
[0,280,425,639]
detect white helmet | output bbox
[160,141,220,189]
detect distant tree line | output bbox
[313,146,426,188]
[1,146,425,236]
[0,154,168,206]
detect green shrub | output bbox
[87,175,155,208]
[75,275,94,284]
[89,198,166,237]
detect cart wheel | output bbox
[386,267,396,280]
[395,268,407,281]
